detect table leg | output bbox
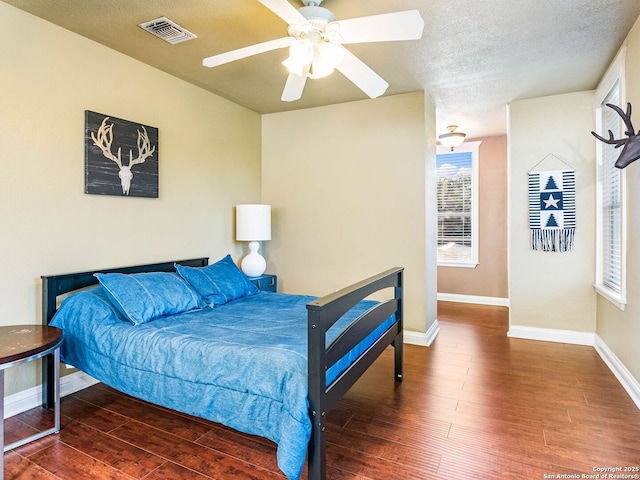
[53,349,60,434]
[3,347,61,454]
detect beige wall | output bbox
[0,4,262,395]
[596,16,640,385]
[508,91,596,332]
[437,135,508,299]
[261,92,434,334]
[423,94,439,337]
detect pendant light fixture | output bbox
[439,125,466,151]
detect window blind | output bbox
[436,151,473,262]
[599,82,623,293]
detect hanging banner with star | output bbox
[528,169,576,252]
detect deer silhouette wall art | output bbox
[85,111,159,197]
[591,102,640,169]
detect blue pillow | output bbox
[175,254,259,306]
[94,272,205,325]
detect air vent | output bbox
[139,17,197,45]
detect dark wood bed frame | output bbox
[41,257,404,480]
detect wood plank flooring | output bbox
[4,302,640,479]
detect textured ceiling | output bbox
[4,0,640,138]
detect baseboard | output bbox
[404,320,439,347]
[507,325,595,346]
[508,325,640,410]
[437,293,509,307]
[4,370,99,419]
[595,335,640,410]
[425,319,440,346]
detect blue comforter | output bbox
[51,287,392,479]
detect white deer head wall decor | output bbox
[85,111,159,198]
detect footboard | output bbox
[306,267,404,480]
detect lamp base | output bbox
[241,241,266,277]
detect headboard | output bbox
[41,257,209,325]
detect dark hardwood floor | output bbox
[5,302,640,479]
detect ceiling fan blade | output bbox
[336,10,424,44]
[258,0,310,27]
[336,47,389,99]
[203,37,293,68]
[281,64,311,102]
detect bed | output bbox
[41,256,404,480]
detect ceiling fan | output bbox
[202,0,424,102]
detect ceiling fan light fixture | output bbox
[439,125,466,150]
[309,41,344,78]
[324,22,342,43]
[282,56,308,77]
[309,58,333,79]
[282,38,314,76]
[318,41,344,65]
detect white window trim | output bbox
[593,46,627,310]
[436,140,481,268]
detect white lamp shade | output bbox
[236,204,271,241]
[282,39,314,76]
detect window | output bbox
[594,47,626,309]
[436,141,480,267]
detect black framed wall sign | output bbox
[84,110,159,198]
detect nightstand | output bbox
[250,274,277,292]
[1,325,62,471]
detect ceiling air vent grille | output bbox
[139,17,197,45]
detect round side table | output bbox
[1,325,62,478]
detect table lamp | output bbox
[235,204,271,277]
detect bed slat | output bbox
[306,267,403,330]
[326,321,400,410]
[325,298,398,368]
